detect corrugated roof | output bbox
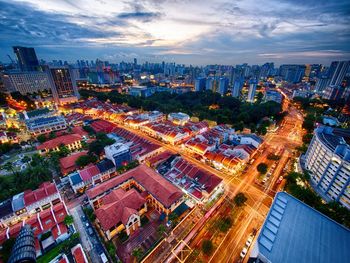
[256,192,350,263]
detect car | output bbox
[87,227,94,236]
[166,221,172,227]
[81,215,87,222]
[85,222,89,227]
[246,235,254,247]
[240,247,248,258]
[262,178,267,184]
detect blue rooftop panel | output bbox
[256,192,350,263]
[69,172,83,185]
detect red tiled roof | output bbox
[79,164,100,182]
[9,222,23,238]
[0,229,8,244]
[95,188,146,230]
[37,134,82,150]
[87,165,183,208]
[72,126,88,137]
[26,215,43,236]
[39,209,56,231]
[53,203,68,223]
[147,151,173,166]
[59,151,88,174]
[52,223,67,240]
[72,245,88,263]
[24,182,58,206]
[91,120,116,133]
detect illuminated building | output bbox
[328,61,350,86]
[104,142,132,168]
[247,79,258,102]
[25,115,67,135]
[195,77,206,91]
[0,71,53,95]
[218,77,229,95]
[48,67,80,104]
[305,126,350,209]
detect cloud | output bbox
[0,0,349,65]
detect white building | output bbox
[239,134,263,148]
[168,112,190,126]
[305,126,350,209]
[104,143,132,167]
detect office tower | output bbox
[206,77,216,91]
[322,85,346,101]
[218,77,229,95]
[134,58,137,67]
[48,67,79,104]
[328,61,350,86]
[195,77,206,91]
[247,79,257,102]
[232,78,243,98]
[305,126,350,209]
[315,75,330,93]
[13,46,39,71]
[279,65,306,83]
[0,71,53,95]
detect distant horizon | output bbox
[1,0,350,65]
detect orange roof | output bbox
[72,126,88,137]
[24,182,57,206]
[59,151,88,174]
[87,164,183,208]
[95,188,146,230]
[37,134,82,150]
[72,245,88,263]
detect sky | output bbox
[0,0,350,65]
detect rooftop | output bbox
[59,151,88,174]
[87,164,183,208]
[37,134,82,150]
[23,182,58,206]
[253,192,350,263]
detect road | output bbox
[89,95,303,263]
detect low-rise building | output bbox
[168,112,190,126]
[104,142,132,168]
[239,134,263,148]
[86,165,184,239]
[37,134,83,154]
[26,116,67,135]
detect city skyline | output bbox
[1,0,350,65]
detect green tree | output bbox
[64,215,74,225]
[22,155,31,164]
[58,144,71,157]
[132,247,143,262]
[234,192,248,207]
[0,238,16,262]
[75,154,97,168]
[257,163,268,174]
[3,162,16,176]
[201,239,213,255]
[37,134,47,143]
[157,224,166,237]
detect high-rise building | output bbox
[279,65,306,83]
[315,75,330,93]
[0,71,53,95]
[13,46,39,71]
[218,77,229,95]
[305,126,350,209]
[322,85,346,101]
[195,77,206,91]
[48,67,79,104]
[328,61,350,86]
[247,79,257,102]
[232,78,243,98]
[206,77,217,92]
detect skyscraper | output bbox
[13,46,39,71]
[218,77,229,95]
[195,77,206,91]
[328,61,350,86]
[247,79,257,102]
[232,78,243,98]
[48,67,79,104]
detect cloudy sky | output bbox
[0,0,349,65]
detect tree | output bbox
[0,238,16,262]
[201,240,213,255]
[22,155,31,164]
[256,92,264,104]
[234,192,248,207]
[37,134,47,143]
[157,224,166,237]
[216,217,232,232]
[58,144,71,157]
[132,247,143,262]
[3,162,16,176]
[257,163,268,174]
[75,154,97,168]
[64,215,74,225]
